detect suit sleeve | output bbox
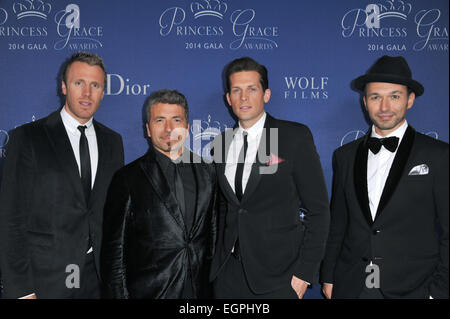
[320,149,349,284]
[208,163,218,260]
[0,127,36,298]
[292,126,330,284]
[429,145,449,299]
[101,169,132,299]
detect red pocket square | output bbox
[266,153,285,165]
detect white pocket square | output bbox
[408,164,429,176]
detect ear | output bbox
[363,95,368,110]
[61,81,67,96]
[226,92,231,106]
[186,123,190,137]
[263,89,271,103]
[145,123,151,138]
[407,92,415,110]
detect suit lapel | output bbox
[374,125,415,222]
[189,159,211,236]
[89,120,106,206]
[44,111,86,206]
[214,128,240,206]
[353,130,373,226]
[241,115,274,204]
[140,149,186,232]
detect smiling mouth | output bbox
[240,106,251,110]
[79,101,92,107]
[378,114,394,121]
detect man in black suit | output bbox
[101,89,217,299]
[210,57,330,298]
[0,52,124,299]
[321,55,449,299]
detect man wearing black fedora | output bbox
[320,55,448,299]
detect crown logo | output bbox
[190,0,227,19]
[376,0,412,20]
[13,0,51,20]
[191,114,228,139]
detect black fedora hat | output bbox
[353,55,424,96]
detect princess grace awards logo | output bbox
[341,0,448,52]
[54,3,103,50]
[190,114,229,159]
[1,0,50,51]
[1,2,104,51]
[158,0,279,51]
[13,0,51,20]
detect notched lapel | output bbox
[44,112,86,206]
[374,126,415,222]
[215,129,240,206]
[241,115,273,204]
[189,162,211,236]
[89,121,106,206]
[140,151,186,232]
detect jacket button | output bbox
[373,229,381,235]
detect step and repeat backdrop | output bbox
[0,0,448,298]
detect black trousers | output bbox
[213,254,298,299]
[359,286,384,299]
[74,252,101,299]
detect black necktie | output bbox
[367,136,399,154]
[173,162,185,217]
[78,125,91,203]
[234,132,248,202]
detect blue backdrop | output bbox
[0,0,448,299]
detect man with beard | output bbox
[101,89,217,298]
[321,55,448,299]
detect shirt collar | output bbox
[238,112,266,139]
[154,146,190,171]
[60,106,94,134]
[371,120,408,142]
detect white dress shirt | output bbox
[225,112,266,195]
[367,120,408,221]
[60,107,98,188]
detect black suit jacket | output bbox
[321,126,449,299]
[101,148,217,299]
[0,111,124,298]
[210,114,330,294]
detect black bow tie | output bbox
[367,136,399,154]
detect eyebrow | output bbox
[153,115,184,120]
[231,84,259,89]
[368,90,404,96]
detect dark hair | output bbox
[62,52,107,89]
[145,89,189,123]
[225,57,269,92]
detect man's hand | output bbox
[322,283,333,299]
[291,275,308,299]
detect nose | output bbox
[82,85,91,97]
[164,121,173,132]
[380,97,389,112]
[240,91,248,101]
